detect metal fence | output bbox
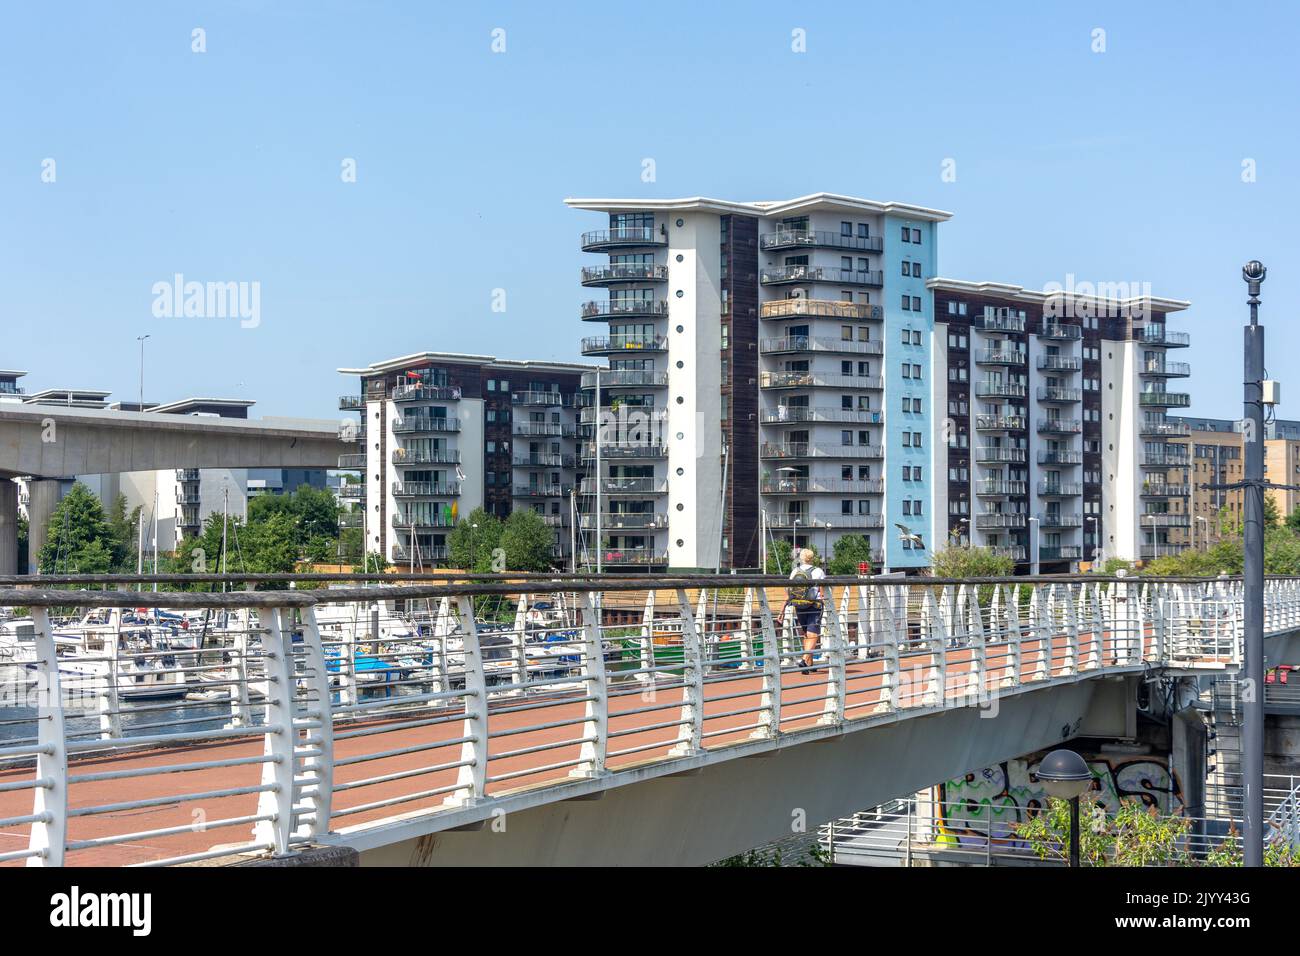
[0,573,1288,867]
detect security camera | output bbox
[1243,260,1266,282]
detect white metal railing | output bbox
[0,575,1292,867]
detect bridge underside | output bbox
[343,676,1137,866]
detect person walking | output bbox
[787,548,826,672]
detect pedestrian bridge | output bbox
[0,574,1295,867]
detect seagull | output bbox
[895,522,926,551]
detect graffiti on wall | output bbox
[936,755,1182,849]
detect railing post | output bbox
[294,605,334,840]
[819,589,846,726]
[669,588,704,757]
[253,607,298,856]
[572,591,609,778]
[1003,585,1023,688]
[1062,584,1080,676]
[1027,586,1049,682]
[443,595,488,806]
[639,589,657,688]
[875,585,904,712]
[737,587,755,672]
[26,608,66,867]
[98,611,122,740]
[509,593,530,696]
[965,587,987,708]
[855,584,871,661]
[922,588,946,707]
[753,588,782,738]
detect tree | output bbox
[247,484,340,550]
[499,509,558,572]
[36,482,123,573]
[929,543,1014,579]
[827,534,876,575]
[448,508,503,571]
[764,539,819,575]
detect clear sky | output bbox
[2,1,1297,423]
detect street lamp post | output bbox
[136,334,150,411]
[1037,749,1093,867]
[1241,259,1267,867]
[1143,514,1157,560]
[1085,515,1100,568]
[470,522,479,569]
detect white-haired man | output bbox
[787,548,826,672]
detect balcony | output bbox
[1037,481,1083,497]
[1036,355,1082,372]
[580,370,669,389]
[391,384,462,403]
[579,443,667,461]
[1141,482,1190,498]
[1036,418,1082,434]
[976,513,1027,530]
[760,335,883,356]
[1141,360,1191,378]
[393,417,460,434]
[581,299,670,322]
[176,469,200,482]
[176,491,201,505]
[1036,386,1082,403]
[392,481,461,497]
[511,390,569,407]
[512,422,578,438]
[578,405,668,425]
[338,423,366,442]
[1142,513,1191,528]
[974,446,1027,464]
[981,314,1026,333]
[766,514,884,530]
[338,513,364,529]
[1038,323,1083,340]
[514,454,576,469]
[760,299,883,322]
[975,349,1027,367]
[514,484,576,498]
[339,394,364,410]
[759,229,884,254]
[580,227,666,252]
[1138,327,1190,348]
[581,335,667,356]
[580,477,669,495]
[391,448,460,465]
[580,263,668,286]
[975,414,1026,431]
[974,381,1027,399]
[761,406,884,426]
[392,514,457,531]
[1038,546,1083,561]
[339,484,365,499]
[1139,391,1191,408]
[990,546,1027,562]
[579,513,669,531]
[1037,450,1082,465]
[976,480,1027,497]
[391,543,451,563]
[760,371,884,390]
[760,265,884,287]
[581,549,669,567]
[760,478,884,495]
[1037,513,1083,529]
[1141,449,1190,468]
[760,442,883,460]
[337,453,366,469]
[1141,420,1191,438]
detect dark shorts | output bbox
[795,605,823,634]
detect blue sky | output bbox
[2,1,1297,422]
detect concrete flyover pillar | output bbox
[27,479,64,575]
[0,480,16,575]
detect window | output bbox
[842,325,853,340]
[912,363,922,379]
[913,431,922,447]
[903,466,912,481]
[902,396,911,412]
[901,226,911,243]
[911,262,922,277]
[901,261,911,277]
[841,430,853,446]
[902,363,912,379]
[903,500,912,515]
[903,432,913,447]
[841,221,853,236]
[841,256,853,271]
[902,295,912,311]
[902,329,911,345]
[912,296,922,312]
[912,228,921,243]
[858,223,869,238]
[487,379,496,391]
[857,257,869,272]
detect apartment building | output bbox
[568,193,951,572]
[931,279,1192,569]
[1166,417,1300,549]
[338,352,594,567]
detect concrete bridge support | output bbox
[26,479,63,574]
[0,480,16,575]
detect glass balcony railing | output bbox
[580,299,669,321]
[759,229,884,253]
[580,227,666,251]
[580,264,668,285]
[760,299,883,321]
[759,265,884,287]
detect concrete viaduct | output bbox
[0,404,351,574]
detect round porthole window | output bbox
[675,254,684,262]
[676,324,684,333]
[676,539,685,547]
[676,218,684,227]
[676,467,684,476]
[676,396,684,404]
[676,432,685,441]
[676,503,684,511]
[676,290,684,298]
[676,360,684,368]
